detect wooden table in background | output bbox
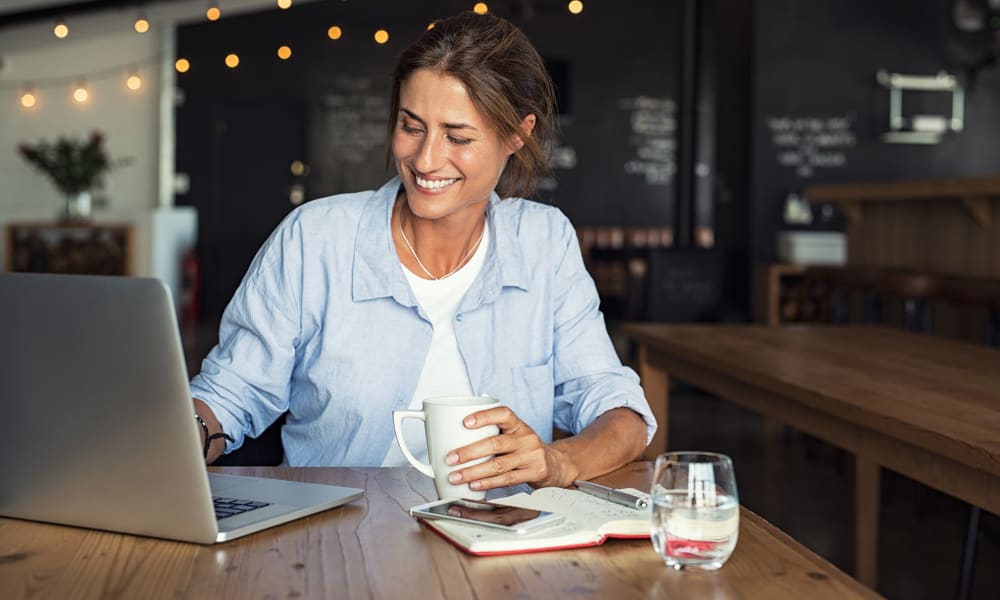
[623,324,1000,589]
[0,465,877,599]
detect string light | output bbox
[134,13,150,33]
[20,88,37,109]
[473,2,488,14]
[175,58,191,73]
[327,25,343,40]
[427,22,436,30]
[277,0,292,9]
[3,54,162,109]
[374,29,389,44]
[126,70,142,91]
[53,19,69,38]
[277,45,292,60]
[72,82,89,103]
[568,0,584,14]
[206,2,221,21]
[225,53,240,68]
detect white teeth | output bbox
[416,176,458,190]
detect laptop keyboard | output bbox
[213,496,271,520]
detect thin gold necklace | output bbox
[397,202,486,280]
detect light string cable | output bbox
[0,53,162,93]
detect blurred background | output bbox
[2,1,999,598]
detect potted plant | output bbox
[17,131,131,222]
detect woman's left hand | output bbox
[444,405,578,491]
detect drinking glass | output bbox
[650,451,740,570]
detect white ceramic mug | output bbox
[392,396,501,500]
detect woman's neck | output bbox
[393,194,487,280]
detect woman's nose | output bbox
[415,135,443,172]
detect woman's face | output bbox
[392,68,519,224]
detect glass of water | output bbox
[650,451,740,570]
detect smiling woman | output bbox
[189,11,656,495]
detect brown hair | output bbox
[387,11,557,199]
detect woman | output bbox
[191,11,656,492]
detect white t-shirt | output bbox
[381,225,490,467]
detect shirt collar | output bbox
[351,176,530,305]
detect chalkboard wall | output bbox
[751,0,1000,264]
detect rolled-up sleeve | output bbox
[548,215,657,445]
[189,216,303,452]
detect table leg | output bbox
[638,344,669,459]
[854,455,880,588]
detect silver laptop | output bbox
[0,272,363,544]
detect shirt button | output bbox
[456,314,463,321]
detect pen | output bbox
[574,480,649,510]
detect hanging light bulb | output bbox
[277,0,293,9]
[277,45,292,60]
[225,53,240,68]
[473,2,488,14]
[175,58,191,73]
[126,69,143,91]
[72,82,89,103]
[374,29,389,44]
[206,1,221,21]
[568,1,584,14]
[20,88,37,109]
[53,19,69,38]
[327,25,343,40]
[427,22,436,30]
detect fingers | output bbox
[448,441,549,491]
[445,406,552,491]
[462,405,522,433]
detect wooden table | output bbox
[0,465,877,599]
[623,324,1000,588]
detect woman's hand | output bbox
[444,406,579,492]
[445,406,649,492]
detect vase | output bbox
[60,191,93,222]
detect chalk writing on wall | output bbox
[619,96,676,186]
[767,115,857,178]
[322,76,389,165]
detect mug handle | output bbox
[392,410,434,478]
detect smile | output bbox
[415,176,459,190]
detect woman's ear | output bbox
[509,114,537,152]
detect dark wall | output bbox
[751,0,1000,265]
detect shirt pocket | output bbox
[511,362,554,393]
[508,361,555,439]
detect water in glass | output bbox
[650,452,739,570]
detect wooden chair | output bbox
[876,269,944,333]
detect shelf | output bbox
[804,176,1000,227]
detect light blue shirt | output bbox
[190,177,657,466]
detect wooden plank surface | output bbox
[0,466,880,600]
[622,325,1000,479]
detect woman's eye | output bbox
[447,135,472,145]
[400,123,423,134]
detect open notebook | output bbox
[411,486,650,556]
